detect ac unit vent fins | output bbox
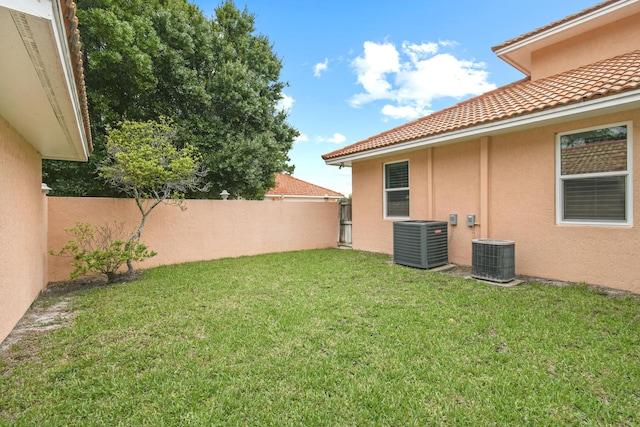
[472,239,515,283]
[393,220,448,269]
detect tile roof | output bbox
[561,139,627,175]
[59,0,92,153]
[266,173,344,198]
[322,50,640,161]
[491,0,620,53]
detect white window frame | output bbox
[383,160,410,219]
[555,121,633,226]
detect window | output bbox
[557,123,632,224]
[384,161,409,218]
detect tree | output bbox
[98,118,209,272]
[43,0,297,199]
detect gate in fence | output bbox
[338,199,352,247]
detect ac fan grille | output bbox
[472,239,515,283]
[393,221,448,269]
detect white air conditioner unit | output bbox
[393,220,448,269]
[472,239,515,283]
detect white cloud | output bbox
[438,39,459,48]
[350,41,400,106]
[294,133,309,143]
[316,133,347,144]
[349,40,496,120]
[402,41,438,63]
[327,133,346,144]
[381,104,431,120]
[314,58,329,77]
[277,93,294,112]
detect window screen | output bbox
[385,161,409,217]
[559,124,629,223]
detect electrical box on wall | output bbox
[467,214,475,227]
[449,214,457,226]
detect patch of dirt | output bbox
[0,271,142,354]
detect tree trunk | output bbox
[127,196,164,273]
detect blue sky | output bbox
[193,0,597,197]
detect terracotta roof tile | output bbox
[59,0,92,153]
[266,173,344,197]
[561,139,627,175]
[323,50,640,161]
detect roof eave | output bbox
[325,89,640,166]
[0,0,91,161]
[492,0,640,76]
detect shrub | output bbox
[50,222,157,282]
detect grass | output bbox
[1,249,639,426]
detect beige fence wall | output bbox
[48,197,339,282]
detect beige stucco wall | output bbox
[531,12,640,80]
[0,116,48,343]
[351,109,640,294]
[48,198,339,282]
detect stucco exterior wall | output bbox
[490,110,640,292]
[350,109,640,294]
[0,116,47,343]
[352,153,416,254]
[47,198,339,282]
[531,12,640,80]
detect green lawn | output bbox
[1,249,639,426]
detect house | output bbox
[0,0,92,342]
[265,173,344,202]
[323,0,640,293]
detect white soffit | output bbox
[494,0,640,75]
[0,1,89,161]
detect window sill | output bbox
[556,221,632,227]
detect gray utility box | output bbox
[472,239,515,283]
[393,220,448,269]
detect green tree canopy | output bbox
[43,0,297,199]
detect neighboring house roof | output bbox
[266,173,344,199]
[0,0,92,160]
[322,49,640,163]
[561,139,627,175]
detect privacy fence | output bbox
[47,197,340,282]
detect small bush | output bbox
[50,222,157,282]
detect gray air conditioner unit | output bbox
[472,239,515,283]
[393,220,448,269]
